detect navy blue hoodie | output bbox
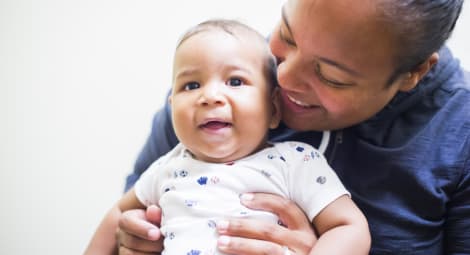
[126,47,470,254]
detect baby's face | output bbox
[170,30,278,163]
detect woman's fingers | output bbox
[145,205,162,224]
[217,217,315,255]
[116,229,163,253]
[118,207,162,240]
[117,233,163,254]
[217,235,287,255]
[217,218,289,245]
[116,195,315,254]
[216,192,317,255]
[240,193,313,231]
[116,207,163,254]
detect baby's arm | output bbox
[84,188,146,255]
[309,195,371,255]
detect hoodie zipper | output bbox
[328,130,343,164]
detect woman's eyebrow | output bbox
[316,57,362,77]
[282,5,362,78]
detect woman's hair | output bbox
[378,0,464,85]
[175,19,278,90]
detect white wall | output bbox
[448,1,470,69]
[0,0,283,254]
[0,1,468,254]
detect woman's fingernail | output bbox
[240,193,254,201]
[218,235,231,247]
[217,220,229,233]
[147,228,160,240]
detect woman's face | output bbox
[270,0,414,131]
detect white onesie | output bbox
[135,141,349,255]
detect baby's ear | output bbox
[269,87,282,129]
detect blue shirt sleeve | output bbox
[445,152,470,254]
[124,91,179,192]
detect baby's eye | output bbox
[184,82,200,90]
[227,78,243,87]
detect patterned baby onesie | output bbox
[135,141,349,255]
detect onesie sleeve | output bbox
[281,142,350,221]
[134,145,179,206]
[133,156,162,206]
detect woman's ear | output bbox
[399,52,439,92]
[269,87,282,129]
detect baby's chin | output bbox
[192,146,255,164]
[192,150,239,164]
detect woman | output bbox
[117,0,469,254]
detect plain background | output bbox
[0,1,468,254]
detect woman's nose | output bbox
[276,56,309,92]
[270,34,308,92]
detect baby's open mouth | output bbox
[200,121,232,129]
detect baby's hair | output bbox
[176,19,265,49]
[175,19,278,90]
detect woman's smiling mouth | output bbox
[279,89,323,115]
[286,94,315,108]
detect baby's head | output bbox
[169,19,280,163]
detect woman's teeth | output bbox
[287,94,313,108]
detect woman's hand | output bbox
[116,205,163,255]
[216,193,317,255]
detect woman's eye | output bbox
[183,82,200,90]
[315,64,353,88]
[227,78,243,87]
[279,26,296,47]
